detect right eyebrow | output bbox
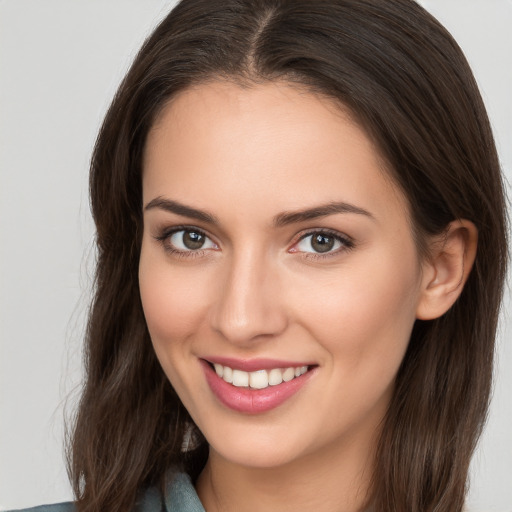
[144,197,218,225]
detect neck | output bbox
[196,432,376,512]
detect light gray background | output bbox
[0,1,511,510]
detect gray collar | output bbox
[164,471,205,512]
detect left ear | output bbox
[416,219,478,320]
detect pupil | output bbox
[183,231,204,250]
[311,234,334,253]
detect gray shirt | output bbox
[7,472,205,512]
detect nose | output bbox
[209,248,288,344]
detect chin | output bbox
[198,416,329,470]
[210,439,306,469]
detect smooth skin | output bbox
[139,81,477,512]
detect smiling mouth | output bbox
[206,361,312,390]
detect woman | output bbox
[9,0,507,511]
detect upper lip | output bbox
[203,356,314,372]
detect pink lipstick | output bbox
[200,358,316,414]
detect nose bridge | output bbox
[210,244,287,344]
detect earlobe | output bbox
[416,220,478,320]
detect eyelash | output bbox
[154,225,215,260]
[293,229,355,261]
[153,225,355,260]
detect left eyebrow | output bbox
[273,201,375,227]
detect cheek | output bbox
[291,250,420,370]
[138,251,211,348]
[138,253,215,407]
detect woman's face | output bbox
[139,81,427,469]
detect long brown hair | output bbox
[69,1,508,511]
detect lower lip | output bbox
[201,360,316,414]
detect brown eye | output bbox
[168,229,217,252]
[293,230,352,256]
[310,233,335,253]
[182,230,205,249]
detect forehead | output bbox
[143,80,409,225]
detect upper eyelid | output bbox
[155,224,212,240]
[153,225,219,251]
[294,227,353,243]
[299,228,348,237]
[153,227,219,259]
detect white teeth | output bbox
[212,363,309,389]
[223,366,233,383]
[214,363,224,378]
[282,367,295,382]
[249,370,269,389]
[232,369,249,387]
[268,368,283,386]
